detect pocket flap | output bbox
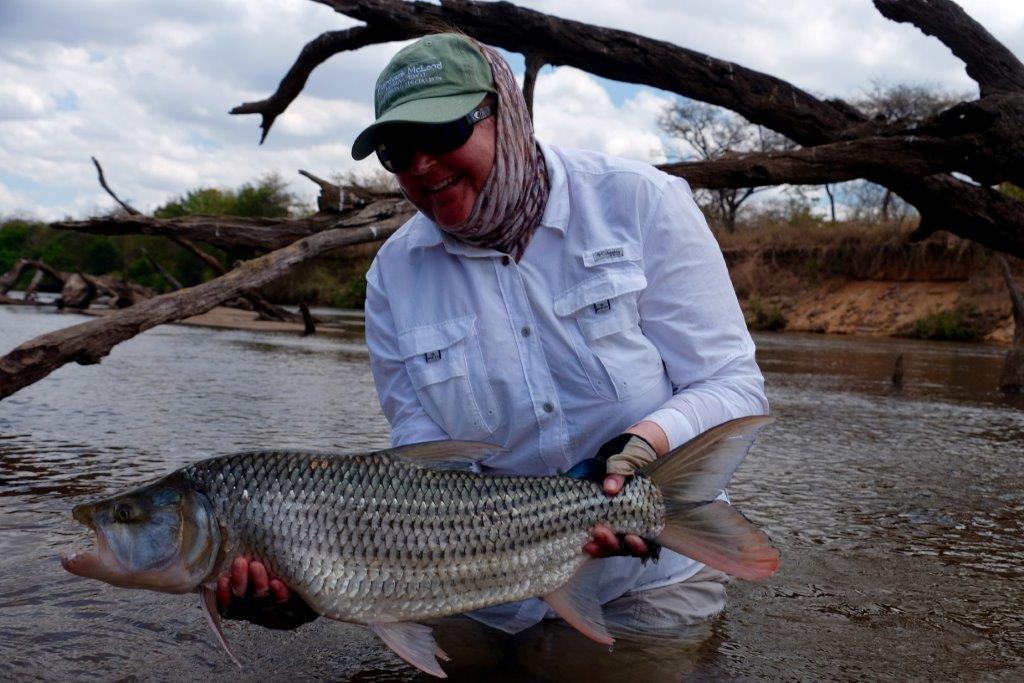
[553,269,647,317]
[397,315,476,360]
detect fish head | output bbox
[61,472,222,594]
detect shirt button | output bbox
[542,402,554,413]
[501,255,510,266]
[521,325,532,338]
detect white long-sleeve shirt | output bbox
[364,141,768,633]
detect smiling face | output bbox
[395,115,496,228]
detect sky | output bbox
[1,0,1022,220]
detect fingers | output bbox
[583,525,649,558]
[250,560,270,598]
[268,579,290,603]
[230,557,249,598]
[603,474,625,496]
[623,534,649,556]
[217,575,231,609]
[223,557,281,604]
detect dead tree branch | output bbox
[874,0,1024,97]
[522,52,544,120]
[299,169,344,213]
[141,247,183,290]
[288,0,859,145]
[665,94,1024,191]
[229,25,404,143]
[228,0,1024,259]
[48,195,411,251]
[0,221,403,401]
[92,157,141,215]
[165,236,299,322]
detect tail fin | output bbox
[639,416,780,581]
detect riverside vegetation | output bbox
[2,176,1021,344]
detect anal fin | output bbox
[199,585,242,667]
[542,559,614,646]
[371,621,449,678]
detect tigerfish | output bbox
[61,416,779,677]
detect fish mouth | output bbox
[61,504,127,581]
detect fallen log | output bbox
[0,219,404,401]
[664,93,1024,190]
[48,195,411,252]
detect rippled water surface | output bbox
[2,305,1022,680]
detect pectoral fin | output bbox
[542,559,614,646]
[370,621,450,678]
[199,585,241,667]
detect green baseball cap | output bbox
[351,33,496,160]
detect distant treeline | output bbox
[0,175,373,309]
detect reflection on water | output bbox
[1,307,1022,680]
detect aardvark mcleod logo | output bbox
[378,61,445,100]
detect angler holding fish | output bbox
[63,33,777,678]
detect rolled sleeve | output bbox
[637,178,769,449]
[365,259,450,447]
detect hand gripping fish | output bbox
[62,416,779,677]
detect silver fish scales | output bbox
[62,417,781,678]
[185,448,664,622]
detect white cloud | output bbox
[0,80,53,120]
[533,68,672,163]
[0,0,1021,219]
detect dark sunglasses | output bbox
[375,103,494,173]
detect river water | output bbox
[1,305,1022,681]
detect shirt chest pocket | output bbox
[397,315,501,440]
[554,267,665,401]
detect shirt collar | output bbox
[406,139,569,258]
[536,140,569,234]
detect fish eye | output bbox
[115,502,132,523]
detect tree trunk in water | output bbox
[997,255,1024,392]
[57,274,96,310]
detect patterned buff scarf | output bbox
[436,40,550,261]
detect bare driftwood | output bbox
[1,259,63,296]
[891,354,904,389]
[232,0,1024,257]
[299,301,316,336]
[58,274,96,310]
[663,94,1024,189]
[141,247,183,290]
[49,195,411,251]
[0,221,403,400]
[997,255,1024,392]
[92,156,141,215]
[874,0,1024,97]
[298,169,344,214]
[0,258,150,309]
[23,270,45,303]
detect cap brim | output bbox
[351,91,490,161]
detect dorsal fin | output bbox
[389,440,504,471]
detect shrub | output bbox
[909,306,984,342]
[744,296,787,331]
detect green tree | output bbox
[84,238,121,274]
